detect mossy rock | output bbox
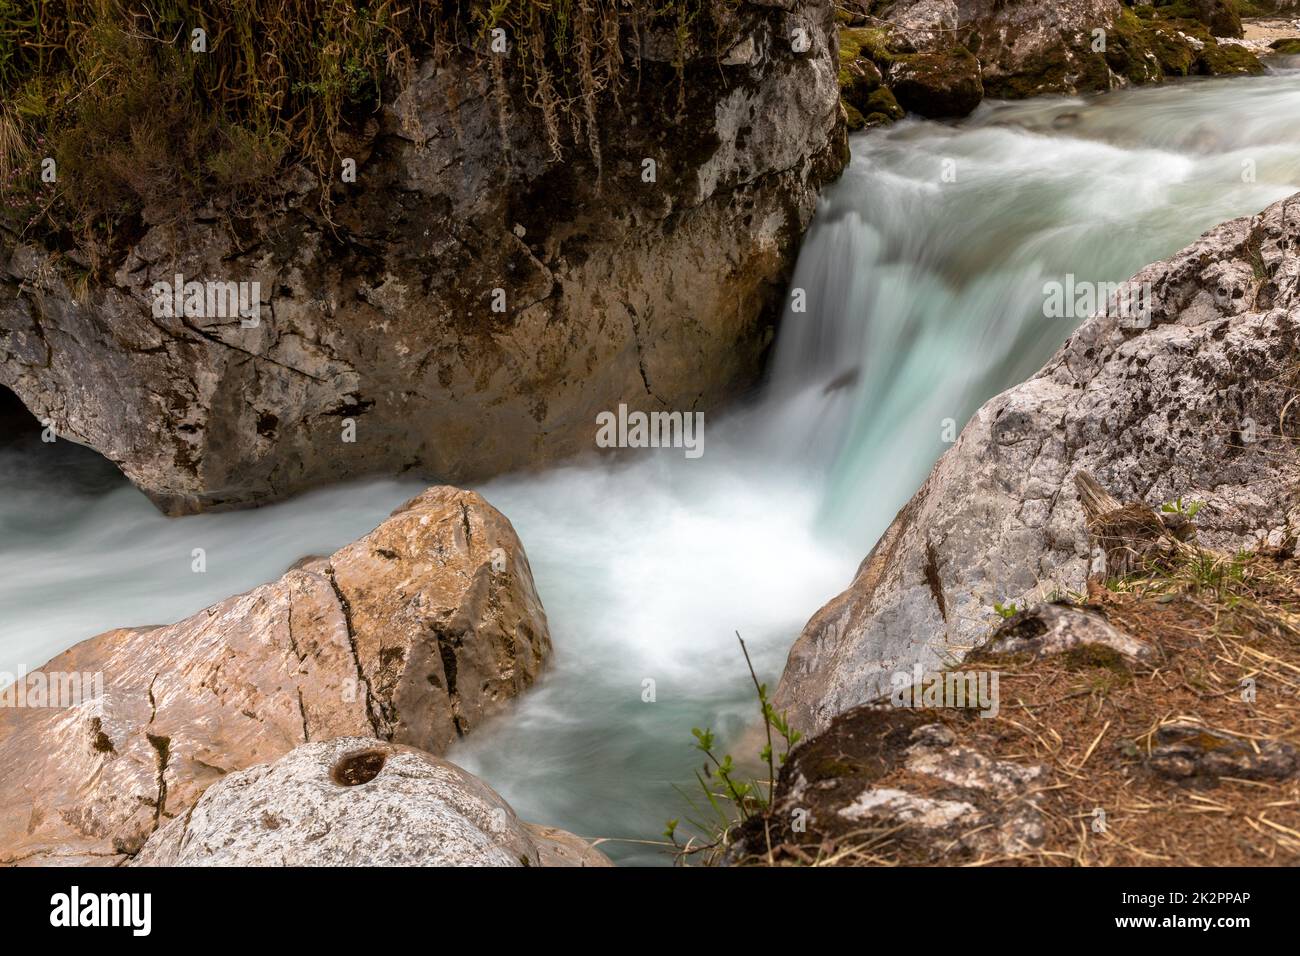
[843,100,867,132]
[839,55,884,100]
[838,25,902,130]
[1153,0,1244,37]
[1147,23,1200,75]
[887,45,983,118]
[864,86,904,121]
[1179,21,1268,75]
[981,29,1117,99]
[1197,40,1267,74]
[1271,38,1300,55]
[1073,48,1120,93]
[840,27,895,68]
[1106,8,1166,84]
[1119,9,1263,79]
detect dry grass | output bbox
[742,541,1300,867]
[0,0,730,243]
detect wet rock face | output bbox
[775,192,1300,735]
[0,0,846,514]
[133,738,611,867]
[0,487,550,865]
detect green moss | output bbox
[1272,38,1300,55]
[1148,23,1199,75]
[864,86,904,121]
[1106,3,1263,82]
[1107,8,1164,84]
[837,27,894,127]
[1152,0,1243,37]
[843,100,866,132]
[1197,37,1267,74]
[840,27,894,67]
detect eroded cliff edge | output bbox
[0,1,846,513]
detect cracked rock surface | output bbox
[729,710,1047,863]
[0,0,845,514]
[0,486,549,865]
[776,191,1300,735]
[132,738,610,867]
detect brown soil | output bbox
[741,544,1300,866]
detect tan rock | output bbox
[0,486,550,865]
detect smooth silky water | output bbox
[3,65,1299,864]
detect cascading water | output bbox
[2,64,1299,864]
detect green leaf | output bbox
[691,727,714,752]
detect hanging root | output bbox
[575,0,603,182]
[490,47,512,156]
[527,30,564,163]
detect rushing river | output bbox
[3,64,1299,864]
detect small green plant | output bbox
[666,632,802,864]
[994,601,1019,619]
[1160,497,1204,519]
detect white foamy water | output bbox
[3,64,1299,864]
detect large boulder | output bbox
[887,47,984,117]
[776,191,1300,734]
[0,0,846,514]
[0,486,551,864]
[133,738,611,867]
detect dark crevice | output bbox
[325,564,385,739]
[924,539,949,623]
[433,626,467,737]
[285,596,306,664]
[89,716,116,755]
[146,673,160,723]
[145,732,170,828]
[0,387,40,446]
